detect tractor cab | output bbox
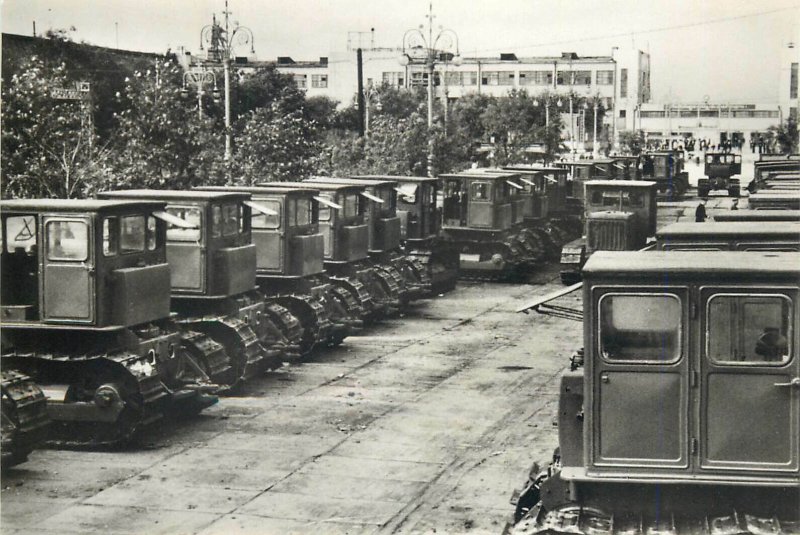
[555,161,598,202]
[265,182,368,264]
[705,152,742,178]
[439,172,513,231]
[612,155,641,180]
[97,190,258,298]
[590,159,621,181]
[559,180,657,284]
[356,176,441,243]
[656,221,800,252]
[458,169,527,227]
[305,177,401,255]
[505,165,570,217]
[577,251,799,489]
[749,191,800,211]
[1,199,171,329]
[197,185,324,278]
[640,150,689,198]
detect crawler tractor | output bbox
[511,251,799,533]
[558,180,657,284]
[306,176,429,304]
[199,184,360,351]
[355,175,459,295]
[639,150,690,199]
[260,182,398,322]
[1,199,217,446]
[98,190,298,381]
[697,152,742,197]
[2,369,49,468]
[438,171,537,280]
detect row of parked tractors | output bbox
[507,153,800,534]
[0,167,591,468]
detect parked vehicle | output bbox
[698,152,742,197]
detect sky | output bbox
[3,0,799,104]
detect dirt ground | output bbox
[1,195,737,535]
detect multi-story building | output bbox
[778,40,799,123]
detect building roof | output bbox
[0,198,165,213]
[657,221,800,238]
[584,250,800,276]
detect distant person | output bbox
[695,199,707,222]
[731,198,739,210]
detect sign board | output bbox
[51,82,91,100]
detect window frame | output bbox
[119,214,147,254]
[4,214,38,254]
[45,219,89,262]
[705,292,793,366]
[597,291,683,364]
[103,216,118,256]
[470,181,493,202]
[251,199,282,230]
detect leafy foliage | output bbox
[766,116,799,155]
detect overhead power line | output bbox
[469,4,800,55]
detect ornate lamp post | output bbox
[182,69,219,120]
[398,3,461,176]
[200,0,254,160]
[363,84,382,138]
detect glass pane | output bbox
[708,295,791,364]
[146,216,157,250]
[103,217,117,256]
[46,220,88,261]
[471,182,491,201]
[166,206,201,242]
[5,215,37,254]
[222,204,239,236]
[251,200,281,229]
[600,294,681,362]
[318,195,332,222]
[343,194,359,218]
[120,215,146,253]
[211,205,222,238]
[295,198,311,226]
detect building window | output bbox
[445,71,478,86]
[596,70,614,85]
[640,110,665,118]
[382,71,405,87]
[573,70,591,86]
[620,68,628,98]
[311,74,328,88]
[482,71,514,86]
[619,110,626,118]
[411,71,441,87]
[519,70,552,86]
[791,62,798,99]
[293,74,307,89]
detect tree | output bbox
[234,104,323,183]
[104,59,219,190]
[618,129,645,155]
[1,55,110,199]
[766,117,799,154]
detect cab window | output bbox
[146,216,157,250]
[251,200,281,229]
[318,195,332,222]
[103,217,118,256]
[46,220,88,261]
[343,193,359,218]
[5,215,37,254]
[470,181,491,201]
[120,215,146,253]
[708,294,792,364]
[166,206,201,242]
[293,198,312,226]
[221,203,239,236]
[599,293,682,362]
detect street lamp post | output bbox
[182,69,219,120]
[363,84,381,138]
[399,3,460,177]
[200,0,254,161]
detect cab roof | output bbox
[197,185,320,197]
[657,221,800,238]
[353,175,436,184]
[98,189,249,202]
[503,165,568,173]
[439,172,514,181]
[585,180,656,188]
[714,210,800,221]
[305,177,398,187]
[584,250,800,276]
[1,198,166,213]
[262,181,364,193]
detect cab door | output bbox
[700,288,799,474]
[592,288,690,470]
[42,215,94,322]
